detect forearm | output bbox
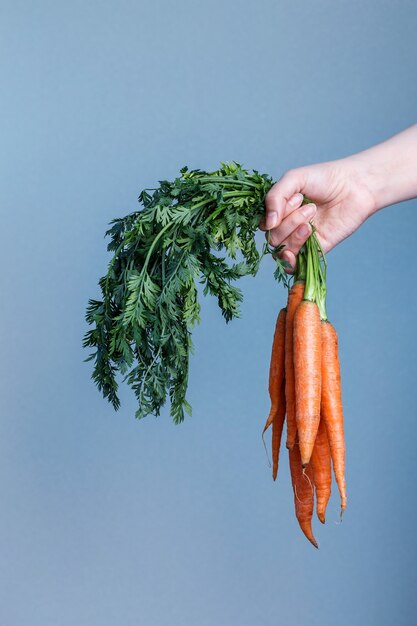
[347,124,417,214]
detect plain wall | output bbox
[1,1,416,624]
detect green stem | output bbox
[304,235,316,302]
[223,190,253,197]
[199,176,259,189]
[161,247,166,285]
[294,246,307,282]
[312,232,327,321]
[316,285,327,321]
[160,249,188,299]
[300,194,328,318]
[106,220,173,316]
[203,190,256,225]
[303,230,328,319]
[137,221,172,277]
[190,197,215,211]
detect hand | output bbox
[259,156,377,272]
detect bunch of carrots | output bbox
[263,227,346,548]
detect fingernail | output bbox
[301,203,316,218]
[266,212,278,229]
[282,251,294,267]
[297,223,311,238]
[289,193,303,207]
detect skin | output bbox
[259,124,417,271]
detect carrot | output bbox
[289,441,318,548]
[262,308,286,480]
[271,381,286,480]
[311,418,332,523]
[293,300,322,467]
[284,281,305,450]
[321,321,347,511]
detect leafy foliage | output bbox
[84,162,288,423]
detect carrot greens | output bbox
[84,163,289,423]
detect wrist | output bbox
[349,151,395,215]
[346,125,417,214]
[339,154,379,219]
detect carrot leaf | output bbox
[84,162,287,423]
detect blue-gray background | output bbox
[1,1,416,624]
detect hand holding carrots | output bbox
[263,222,346,547]
[259,124,417,273]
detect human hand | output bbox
[259,156,377,272]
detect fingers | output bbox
[280,249,297,274]
[259,167,313,275]
[281,222,313,262]
[259,192,303,231]
[271,221,314,274]
[262,168,307,230]
[268,203,316,248]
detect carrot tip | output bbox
[300,524,319,549]
[306,534,319,549]
[334,509,346,526]
[261,432,272,468]
[318,514,325,525]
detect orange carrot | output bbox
[271,381,286,480]
[289,441,318,548]
[262,308,286,479]
[284,281,305,450]
[311,418,332,523]
[321,321,347,511]
[293,300,322,467]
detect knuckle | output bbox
[286,232,302,250]
[288,206,305,228]
[284,168,296,180]
[282,169,299,188]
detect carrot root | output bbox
[263,308,286,479]
[284,282,305,450]
[321,321,347,511]
[293,300,322,467]
[311,418,332,525]
[289,442,318,549]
